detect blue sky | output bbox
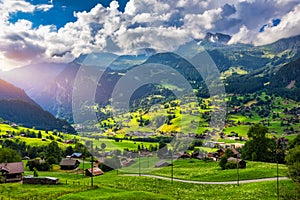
[0,0,300,71]
[9,0,130,29]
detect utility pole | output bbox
[139,152,141,176]
[83,156,85,176]
[236,156,239,186]
[147,155,149,168]
[277,160,279,200]
[171,151,173,184]
[276,139,280,200]
[91,141,94,187]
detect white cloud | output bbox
[0,0,55,70]
[0,0,35,31]
[184,8,223,38]
[255,4,300,45]
[124,0,171,16]
[228,3,300,45]
[36,4,53,12]
[228,25,252,44]
[0,0,300,70]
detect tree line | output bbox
[0,140,89,171]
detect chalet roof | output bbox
[217,148,226,153]
[218,148,239,155]
[71,153,82,158]
[227,157,245,163]
[24,176,59,181]
[86,167,104,176]
[0,162,24,174]
[155,160,172,168]
[231,148,239,155]
[23,176,59,185]
[59,159,79,166]
[121,158,135,166]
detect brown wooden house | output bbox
[59,159,80,170]
[217,146,240,158]
[0,162,24,183]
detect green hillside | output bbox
[95,93,299,142]
[268,57,300,101]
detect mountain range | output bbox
[1,32,300,124]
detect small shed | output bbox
[23,176,59,185]
[0,162,24,183]
[59,159,80,170]
[85,167,104,177]
[227,157,247,169]
[155,161,172,168]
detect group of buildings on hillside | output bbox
[0,141,248,184]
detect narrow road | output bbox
[124,174,289,185]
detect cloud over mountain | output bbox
[0,0,299,70]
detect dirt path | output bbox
[124,174,289,185]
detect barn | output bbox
[59,159,80,170]
[0,162,24,183]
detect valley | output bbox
[0,32,299,199]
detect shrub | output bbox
[27,159,51,171]
[33,167,39,177]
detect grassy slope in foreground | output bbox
[0,171,293,200]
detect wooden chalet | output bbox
[0,162,24,183]
[59,159,80,170]
[217,145,240,158]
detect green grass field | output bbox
[119,158,287,182]
[0,169,293,200]
[81,137,158,151]
[149,159,288,182]
[0,123,78,149]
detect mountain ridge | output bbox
[0,79,76,133]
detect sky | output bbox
[0,0,300,71]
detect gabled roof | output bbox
[71,153,82,158]
[227,157,245,163]
[155,160,172,168]
[218,148,239,155]
[59,159,79,166]
[86,167,104,176]
[231,148,239,155]
[0,162,24,174]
